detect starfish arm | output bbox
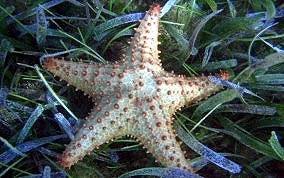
[43,57,124,97]
[157,71,229,115]
[58,97,135,168]
[132,98,193,172]
[123,4,162,72]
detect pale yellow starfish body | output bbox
[43,4,229,172]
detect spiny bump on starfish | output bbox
[43,4,229,173]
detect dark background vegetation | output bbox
[0,0,283,177]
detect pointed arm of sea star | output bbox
[157,71,229,115]
[132,98,193,172]
[123,4,162,72]
[58,97,136,168]
[43,57,124,97]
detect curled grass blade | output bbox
[248,23,278,65]
[202,40,222,67]
[188,9,223,57]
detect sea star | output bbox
[43,4,229,172]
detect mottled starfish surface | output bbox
[43,4,229,172]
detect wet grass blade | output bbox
[161,0,178,17]
[16,105,44,144]
[175,123,242,174]
[217,104,276,115]
[218,117,280,160]
[192,89,239,118]
[249,84,284,91]
[36,6,48,46]
[119,167,202,178]
[0,134,66,164]
[35,65,79,121]
[193,59,238,71]
[92,13,144,41]
[0,136,27,157]
[246,117,284,130]
[269,131,284,160]
[234,52,284,83]
[255,74,284,84]
[6,0,84,24]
